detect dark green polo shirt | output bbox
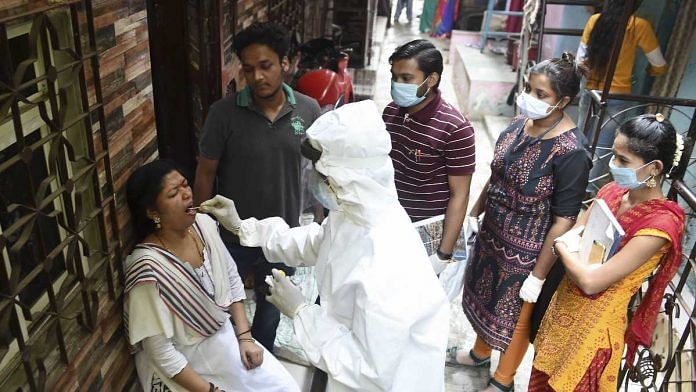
[199,83,321,243]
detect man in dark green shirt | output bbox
[194,22,320,352]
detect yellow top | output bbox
[533,228,671,391]
[582,14,667,94]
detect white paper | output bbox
[579,199,625,264]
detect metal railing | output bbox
[0,1,121,389]
[618,180,696,391]
[582,91,696,193]
[581,83,696,392]
[569,0,696,388]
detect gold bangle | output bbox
[238,337,256,344]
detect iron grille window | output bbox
[0,1,121,389]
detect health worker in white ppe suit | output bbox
[200,100,450,392]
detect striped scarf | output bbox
[124,221,235,349]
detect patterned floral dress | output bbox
[462,118,591,351]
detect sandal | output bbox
[447,347,491,367]
[486,378,514,392]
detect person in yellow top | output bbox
[529,114,686,391]
[576,0,668,193]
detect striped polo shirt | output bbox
[383,92,475,221]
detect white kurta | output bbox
[125,214,300,392]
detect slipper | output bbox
[447,347,491,367]
[487,378,514,392]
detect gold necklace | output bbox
[187,228,204,259]
[155,228,204,260]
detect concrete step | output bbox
[450,33,516,120]
[483,114,513,143]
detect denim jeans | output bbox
[395,0,413,21]
[225,243,295,352]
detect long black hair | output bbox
[618,114,678,177]
[586,0,642,78]
[126,160,184,242]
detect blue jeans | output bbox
[395,0,413,21]
[578,90,638,193]
[225,243,295,352]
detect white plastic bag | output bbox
[438,216,478,302]
[414,215,480,302]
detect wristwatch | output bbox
[436,248,453,261]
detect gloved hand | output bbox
[554,225,585,254]
[429,253,450,275]
[465,215,481,237]
[265,269,307,318]
[199,195,242,233]
[519,273,545,303]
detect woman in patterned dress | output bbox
[453,54,591,392]
[530,114,685,391]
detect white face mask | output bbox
[516,92,561,120]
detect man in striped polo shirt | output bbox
[383,39,475,271]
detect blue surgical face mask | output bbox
[390,78,431,108]
[308,169,340,210]
[608,156,654,190]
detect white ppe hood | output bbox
[238,100,449,391]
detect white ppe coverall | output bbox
[237,100,450,392]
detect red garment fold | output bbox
[596,182,685,367]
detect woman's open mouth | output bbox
[186,204,199,216]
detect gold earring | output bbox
[153,216,161,229]
[646,176,657,188]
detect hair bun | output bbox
[561,52,576,64]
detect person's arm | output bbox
[238,217,325,267]
[573,202,592,228]
[229,301,263,370]
[637,19,667,76]
[194,157,220,206]
[578,14,595,66]
[292,274,433,391]
[535,147,591,279]
[520,146,590,301]
[468,179,489,217]
[172,366,215,392]
[140,335,214,392]
[229,300,251,338]
[576,43,588,63]
[645,47,667,76]
[439,174,472,254]
[555,235,668,295]
[531,216,575,279]
[441,120,476,252]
